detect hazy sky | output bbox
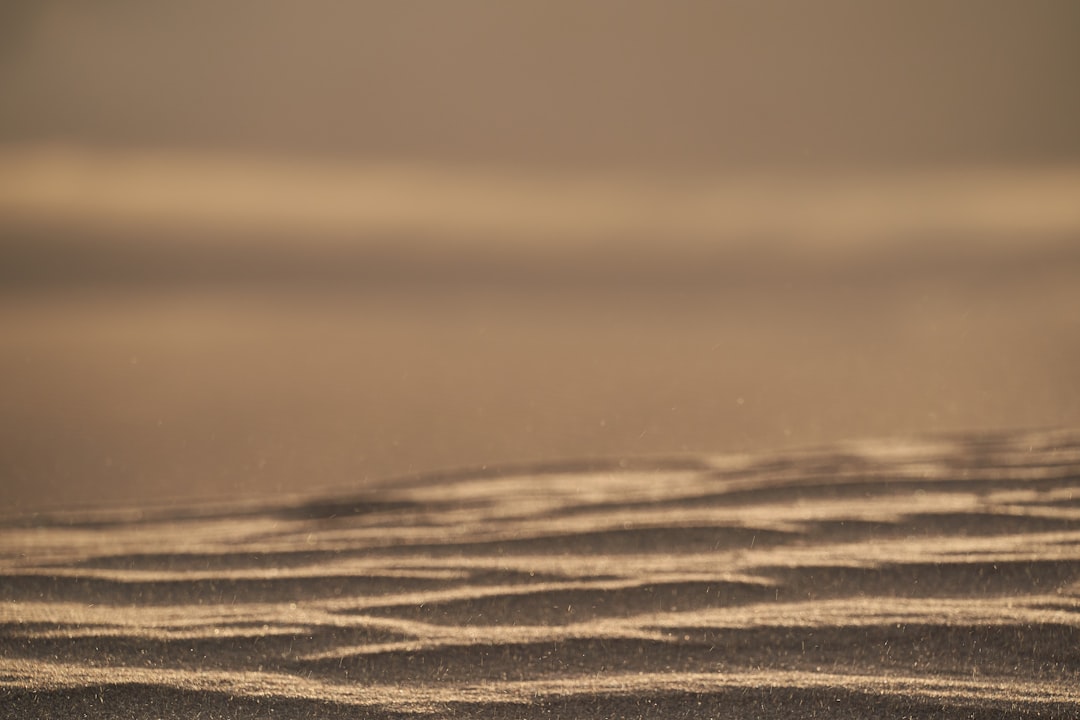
[2,1,1079,170]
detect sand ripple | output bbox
[2,429,1079,718]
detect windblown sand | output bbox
[2,428,1078,718]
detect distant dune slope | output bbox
[2,429,1079,718]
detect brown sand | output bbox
[2,428,1078,718]
[4,8,1080,715]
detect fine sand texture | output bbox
[2,428,1079,718]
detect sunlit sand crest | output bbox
[2,145,1079,255]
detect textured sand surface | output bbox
[4,9,1080,716]
[3,428,1079,718]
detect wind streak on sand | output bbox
[2,429,1080,718]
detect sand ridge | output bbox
[2,428,1079,718]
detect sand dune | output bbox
[2,428,1078,717]
[3,146,1080,260]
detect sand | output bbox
[2,428,1078,718]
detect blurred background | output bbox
[2,1,1079,513]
